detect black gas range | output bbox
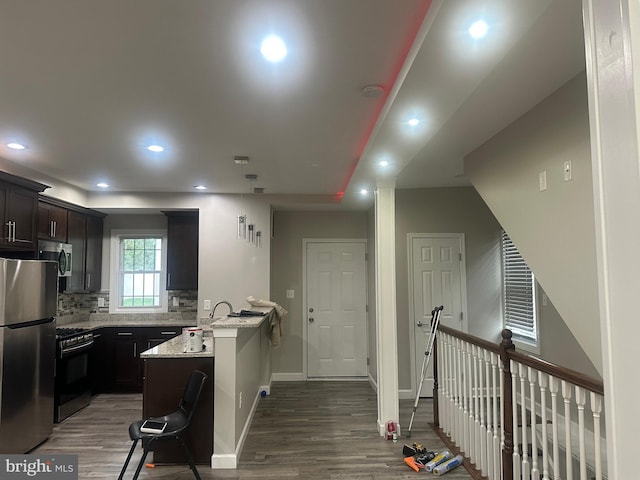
[54,327,95,422]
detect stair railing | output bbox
[433,326,606,480]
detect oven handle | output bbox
[59,339,94,358]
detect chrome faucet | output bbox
[210,300,234,318]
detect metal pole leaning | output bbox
[406,305,444,438]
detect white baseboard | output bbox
[211,453,236,469]
[272,372,305,381]
[399,388,415,400]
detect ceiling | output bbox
[0,0,585,209]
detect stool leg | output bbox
[118,439,138,480]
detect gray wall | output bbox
[395,187,504,391]
[270,210,369,375]
[465,72,602,374]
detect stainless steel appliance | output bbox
[38,240,72,277]
[0,259,57,453]
[54,327,94,422]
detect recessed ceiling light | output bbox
[96,182,109,188]
[408,118,420,127]
[260,35,287,63]
[468,20,489,39]
[379,160,389,167]
[360,189,368,195]
[147,145,164,153]
[194,185,207,190]
[6,142,26,150]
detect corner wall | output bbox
[464,72,602,374]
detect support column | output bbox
[583,1,640,478]
[375,182,399,436]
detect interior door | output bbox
[306,241,367,377]
[410,234,466,397]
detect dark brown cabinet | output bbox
[38,202,68,241]
[0,173,47,252]
[143,357,213,464]
[66,210,104,292]
[90,326,186,394]
[164,211,198,290]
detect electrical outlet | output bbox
[97,297,105,307]
[286,289,294,299]
[239,392,243,409]
[172,296,179,307]
[204,299,211,310]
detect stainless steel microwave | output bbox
[38,240,72,277]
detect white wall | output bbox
[86,192,272,319]
[464,72,602,374]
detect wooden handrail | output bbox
[432,325,604,480]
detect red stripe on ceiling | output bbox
[338,0,433,199]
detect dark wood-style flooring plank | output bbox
[34,382,473,479]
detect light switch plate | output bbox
[563,160,572,181]
[539,171,547,191]
[204,299,211,310]
[172,296,180,307]
[286,289,294,299]
[97,297,105,307]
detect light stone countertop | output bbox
[58,318,197,331]
[140,329,214,358]
[209,306,273,329]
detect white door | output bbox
[306,241,367,377]
[410,234,466,397]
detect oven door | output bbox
[54,342,92,422]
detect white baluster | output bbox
[528,367,539,480]
[479,349,487,476]
[447,336,453,437]
[456,338,463,445]
[492,352,500,480]
[561,380,572,480]
[575,385,587,480]
[590,392,603,480]
[462,342,470,456]
[500,357,505,480]
[442,334,451,436]
[465,344,476,461]
[549,376,560,480]
[519,363,530,480]
[538,372,550,480]
[484,349,493,480]
[511,360,521,480]
[448,334,455,437]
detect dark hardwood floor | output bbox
[35,382,472,479]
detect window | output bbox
[502,231,537,345]
[110,230,167,313]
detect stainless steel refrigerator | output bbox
[0,259,57,453]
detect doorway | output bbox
[304,240,367,378]
[408,233,467,397]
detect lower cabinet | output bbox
[143,357,214,464]
[90,326,186,394]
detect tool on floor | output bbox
[406,305,443,438]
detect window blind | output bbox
[502,231,537,343]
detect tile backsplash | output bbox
[57,290,198,325]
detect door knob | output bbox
[308,307,314,313]
[308,317,314,323]
[417,321,424,327]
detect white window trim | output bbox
[109,229,168,314]
[502,231,540,354]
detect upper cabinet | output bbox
[0,172,48,252]
[66,209,105,293]
[38,201,68,242]
[164,210,198,290]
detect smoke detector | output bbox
[362,84,384,98]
